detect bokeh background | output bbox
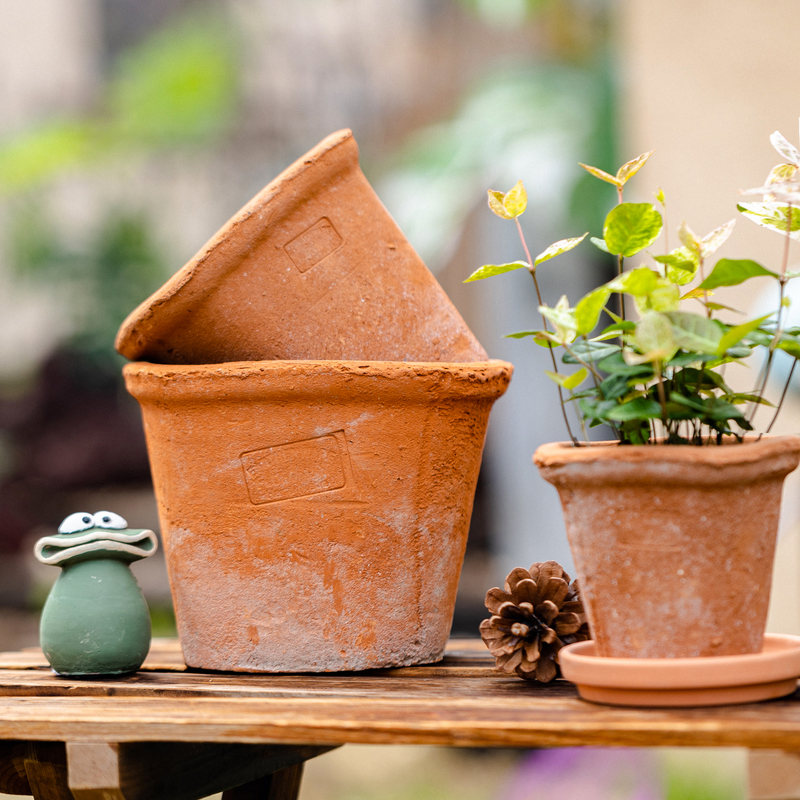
[0,1,798,797]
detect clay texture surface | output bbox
[534,436,800,659]
[124,359,511,672]
[115,130,487,365]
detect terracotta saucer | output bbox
[559,634,800,707]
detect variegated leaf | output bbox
[578,162,621,186]
[770,130,800,166]
[700,219,735,258]
[678,221,702,256]
[616,151,654,185]
[533,233,588,267]
[487,190,511,219]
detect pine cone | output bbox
[479,561,590,682]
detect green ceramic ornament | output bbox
[34,511,158,676]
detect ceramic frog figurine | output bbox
[34,511,158,676]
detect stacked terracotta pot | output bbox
[116,130,512,672]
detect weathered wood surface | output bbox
[1,639,800,749]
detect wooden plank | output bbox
[221,764,304,800]
[66,741,330,800]
[0,638,490,672]
[1,690,800,749]
[0,639,187,672]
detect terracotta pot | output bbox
[534,436,800,659]
[115,129,487,365]
[124,359,512,672]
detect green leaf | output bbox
[597,351,654,377]
[540,295,578,343]
[533,233,588,268]
[666,311,723,354]
[636,280,681,313]
[503,180,528,218]
[601,321,636,335]
[655,187,666,206]
[504,330,540,339]
[606,397,663,421]
[699,258,778,289]
[716,315,772,355]
[599,372,632,400]
[667,352,717,367]
[579,162,621,187]
[575,286,611,335]
[707,398,747,421]
[604,203,663,258]
[562,341,621,364]
[464,261,529,282]
[738,202,800,241]
[616,151,654,185]
[590,236,610,253]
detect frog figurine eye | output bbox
[92,511,128,530]
[58,512,96,534]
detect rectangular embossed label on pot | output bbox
[241,432,349,504]
[283,217,343,273]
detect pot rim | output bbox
[535,434,800,466]
[534,434,800,487]
[123,358,514,403]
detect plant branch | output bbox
[514,217,579,445]
[765,358,797,434]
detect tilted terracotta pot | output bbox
[534,436,800,659]
[115,129,487,365]
[124,359,512,672]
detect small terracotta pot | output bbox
[115,129,487,365]
[534,436,800,659]
[124,359,512,672]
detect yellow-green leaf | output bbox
[616,151,654,185]
[655,187,666,206]
[464,261,530,283]
[738,202,800,240]
[503,180,527,218]
[488,190,512,219]
[682,287,711,300]
[603,203,663,258]
[608,267,659,296]
[575,286,611,335]
[563,367,588,390]
[633,312,678,362]
[579,162,621,187]
[533,233,588,268]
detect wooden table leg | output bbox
[221,763,304,800]
[23,742,72,800]
[748,750,800,799]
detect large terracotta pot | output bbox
[115,129,486,365]
[534,436,800,659]
[125,359,512,672]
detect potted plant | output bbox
[466,124,800,704]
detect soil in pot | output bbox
[124,359,512,672]
[534,435,800,659]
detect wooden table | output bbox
[1,638,799,800]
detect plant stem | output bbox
[765,358,797,434]
[514,217,579,445]
[750,206,792,425]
